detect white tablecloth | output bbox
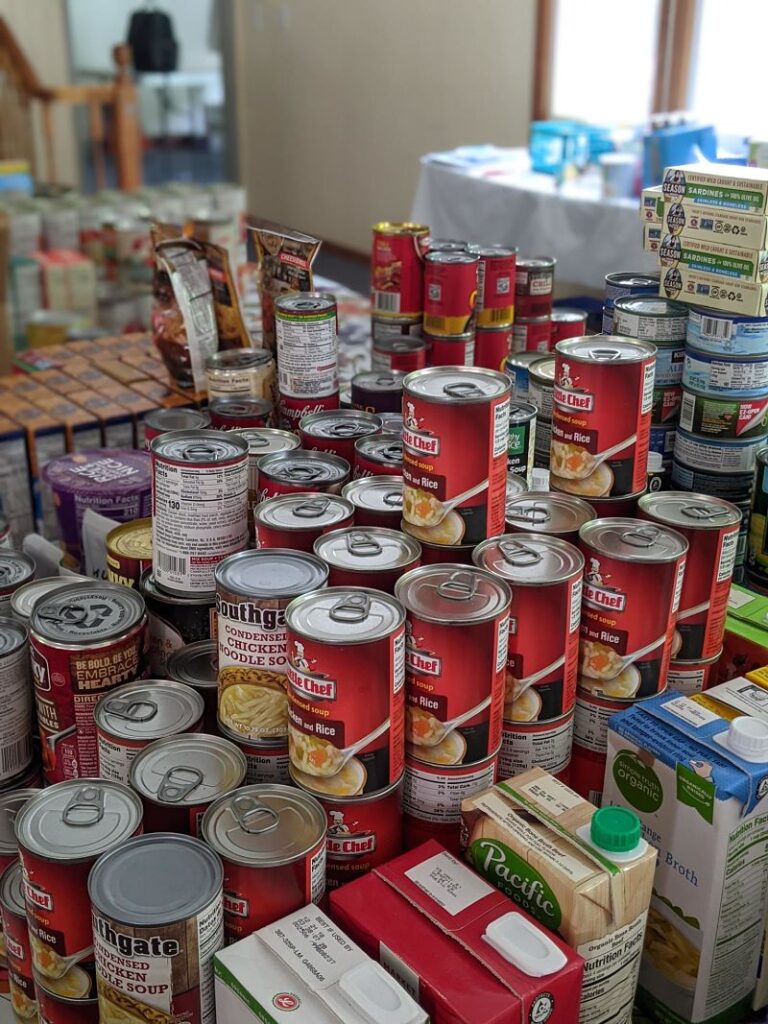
[410,151,658,293]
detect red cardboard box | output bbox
[330,841,583,1024]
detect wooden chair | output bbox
[0,16,143,190]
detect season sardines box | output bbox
[214,905,427,1024]
[602,683,768,1024]
[658,234,768,284]
[659,265,768,317]
[330,840,584,1024]
[662,164,768,214]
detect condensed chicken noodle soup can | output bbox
[578,518,688,699]
[285,587,405,796]
[275,293,339,428]
[402,367,510,547]
[88,832,224,1024]
[150,430,249,596]
[551,337,656,499]
[217,720,291,786]
[215,550,328,744]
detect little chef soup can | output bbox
[353,432,403,478]
[342,477,404,529]
[402,367,510,547]
[299,409,381,463]
[473,535,583,724]
[88,833,223,1024]
[505,491,596,542]
[0,862,37,1021]
[551,337,656,499]
[256,450,350,501]
[201,784,326,942]
[286,587,405,796]
[15,780,143,1000]
[29,582,148,784]
[313,527,421,593]
[396,565,511,767]
[638,492,741,661]
[254,493,355,552]
[578,518,688,699]
[150,430,249,596]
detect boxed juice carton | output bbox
[719,584,768,684]
[663,164,768,213]
[330,840,584,1024]
[658,234,768,284]
[215,905,427,1024]
[461,768,656,1024]
[659,265,768,316]
[602,682,768,1024]
[0,415,35,542]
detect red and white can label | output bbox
[476,255,515,328]
[2,899,37,1021]
[474,326,513,371]
[402,753,497,824]
[498,712,574,778]
[672,525,738,660]
[372,231,425,318]
[423,259,478,337]
[513,320,552,354]
[427,335,475,367]
[276,309,338,399]
[321,787,402,890]
[0,644,33,785]
[241,744,291,785]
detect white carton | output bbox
[663,164,768,213]
[214,905,428,1024]
[659,265,768,316]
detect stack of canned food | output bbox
[513,256,557,353]
[601,270,660,334]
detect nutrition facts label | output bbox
[276,313,338,398]
[578,912,648,1024]
[0,646,32,783]
[499,715,573,777]
[574,698,614,754]
[403,760,496,823]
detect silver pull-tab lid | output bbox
[232,793,280,834]
[329,592,371,623]
[293,497,330,519]
[347,531,383,557]
[62,785,105,826]
[104,698,158,723]
[500,539,542,567]
[158,765,204,802]
[436,570,478,601]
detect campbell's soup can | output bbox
[257,450,350,501]
[286,588,405,795]
[354,432,403,479]
[551,307,589,344]
[218,720,291,785]
[423,251,479,337]
[0,862,37,1020]
[551,337,656,499]
[505,491,596,543]
[468,245,516,328]
[498,710,574,779]
[89,833,223,1024]
[29,583,148,784]
[515,257,555,318]
[314,527,421,594]
[293,774,402,891]
[579,518,688,699]
[372,335,427,373]
[254,493,355,552]
[667,652,720,694]
[371,222,428,318]
[475,324,513,370]
[105,517,152,588]
[638,492,740,661]
[396,565,511,767]
[202,784,325,943]
[474,534,583,724]
[350,372,405,415]
[143,406,210,449]
[513,316,552,354]
[342,477,404,530]
[16,781,143,1000]
[275,293,339,428]
[298,409,381,464]
[209,396,274,431]
[425,331,475,367]
[402,367,510,547]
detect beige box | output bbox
[659,265,768,316]
[658,234,768,284]
[644,224,663,254]
[662,201,768,249]
[641,185,663,223]
[663,164,768,213]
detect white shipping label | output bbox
[405,850,495,917]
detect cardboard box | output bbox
[719,584,768,685]
[658,267,768,316]
[663,164,768,213]
[658,234,768,284]
[95,357,149,385]
[68,388,134,448]
[131,379,195,408]
[215,906,428,1024]
[662,201,768,250]
[37,395,101,452]
[0,414,35,542]
[640,186,663,223]
[63,357,114,389]
[603,682,768,1024]
[644,224,662,254]
[461,769,657,1024]
[330,840,584,1024]
[2,397,66,536]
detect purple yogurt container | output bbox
[44,449,152,564]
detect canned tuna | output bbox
[679,388,768,440]
[673,426,764,474]
[687,306,768,356]
[682,347,768,397]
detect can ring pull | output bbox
[507,502,551,524]
[182,443,221,462]
[384,490,403,508]
[293,497,330,519]
[158,765,204,802]
[681,503,728,521]
[442,381,484,398]
[436,570,478,601]
[62,786,105,827]
[285,466,323,481]
[382,443,403,462]
[104,698,158,723]
[621,526,659,548]
[329,421,364,437]
[232,794,280,834]
[500,540,542,567]
[589,347,624,362]
[330,592,371,623]
[347,531,383,557]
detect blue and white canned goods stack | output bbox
[601,270,660,334]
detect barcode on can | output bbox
[157,552,188,574]
[374,291,401,314]
[700,315,732,341]
[679,391,695,431]
[1,735,31,779]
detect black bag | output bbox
[127,8,179,73]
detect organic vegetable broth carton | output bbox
[602,680,768,1024]
[461,768,656,1024]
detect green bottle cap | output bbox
[590,806,641,853]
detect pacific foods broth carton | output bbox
[603,679,768,1024]
[461,767,656,1024]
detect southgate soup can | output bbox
[551,337,656,499]
[292,773,403,891]
[505,491,596,542]
[0,617,34,786]
[88,832,224,1024]
[372,335,427,373]
[313,527,421,593]
[254,493,355,552]
[0,553,35,616]
[15,780,143,1000]
[423,251,479,336]
[342,476,404,529]
[298,409,381,463]
[396,565,511,767]
[515,257,555,319]
[638,492,740,660]
[167,639,219,734]
[468,244,516,328]
[256,450,350,502]
[140,569,215,676]
[105,517,152,588]
[0,861,37,1022]
[286,587,405,796]
[474,324,513,370]
[402,367,510,547]
[371,222,429,319]
[353,432,403,478]
[215,549,328,743]
[29,582,148,783]
[473,534,584,725]
[578,518,688,699]
[143,407,211,449]
[201,784,326,942]
[150,430,249,596]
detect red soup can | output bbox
[275,293,339,429]
[638,492,741,661]
[298,409,381,464]
[371,222,429,319]
[474,324,513,371]
[396,565,511,767]
[402,367,510,546]
[29,582,148,784]
[587,491,645,518]
[314,527,421,594]
[372,336,427,373]
[498,710,574,781]
[667,652,720,694]
[401,522,476,566]
[579,518,688,699]
[354,432,403,479]
[468,245,517,328]
[551,307,589,344]
[202,783,326,943]
[0,861,37,1022]
[208,396,273,430]
[143,407,210,450]
[286,588,405,795]
[513,316,552,354]
[36,983,99,1023]
[15,780,143,1001]
[255,492,355,552]
[257,450,351,502]
[292,774,403,891]
[351,372,405,414]
[423,251,479,337]
[551,337,657,499]
[342,477,404,530]
[515,257,556,319]
[474,534,584,724]
[425,331,475,368]
[504,491,596,543]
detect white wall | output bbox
[233,0,536,252]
